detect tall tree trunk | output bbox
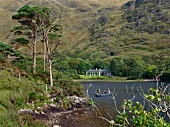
[43,24,61,88]
[33,32,37,74]
[49,59,53,87]
[45,34,53,87]
[43,41,46,71]
[32,29,38,74]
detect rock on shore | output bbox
[18,96,92,127]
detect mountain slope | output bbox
[64,0,170,59]
[122,0,170,34]
[0,0,169,59]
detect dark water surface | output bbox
[67,81,167,127]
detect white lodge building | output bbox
[86,69,111,76]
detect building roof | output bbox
[86,69,109,72]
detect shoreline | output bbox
[73,79,149,82]
[30,103,92,127]
[19,96,92,127]
[74,79,170,83]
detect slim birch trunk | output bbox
[42,23,62,88]
[43,40,46,71]
[49,59,53,87]
[33,32,37,74]
[45,33,54,87]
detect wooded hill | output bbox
[0,0,169,59]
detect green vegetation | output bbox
[0,70,47,126]
[80,75,112,80]
[90,83,170,127]
[51,53,170,81]
[0,5,84,125]
[112,85,170,126]
[0,58,84,126]
[0,0,169,59]
[0,0,169,126]
[0,42,24,60]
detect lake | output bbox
[66,81,168,127]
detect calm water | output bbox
[67,81,168,127]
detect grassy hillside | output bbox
[0,61,47,126]
[0,59,85,126]
[0,0,169,59]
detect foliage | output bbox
[113,83,170,126]
[0,66,84,125]
[0,70,46,106]
[92,60,110,70]
[0,53,5,62]
[0,1,170,126]
[124,56,146,79]
[88,97,95,106]
[12,57,44,74]
[0,70,48,125]
[110,57,125,77]
[53,56,91,76]
[12,5,53,74]
[81,76,111,80]
[144,64,157,79]
[0,42,24,60]
[90,82,170,127]
[61,97,72,109]
[52,52,170,81]
[52,71,84,97]
[1,0,170,63]
[0,110,46,127]
[160,72,170,81]
[77,59,91,74]
[114,100,169,126]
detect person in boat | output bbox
[107,88,111,94]
[103,90,107,94]
[97,89,101,94]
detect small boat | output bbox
[94,92,112,97]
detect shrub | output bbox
[0,70,48,126]
[0,110,46,127]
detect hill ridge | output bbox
[0,0,169,59]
